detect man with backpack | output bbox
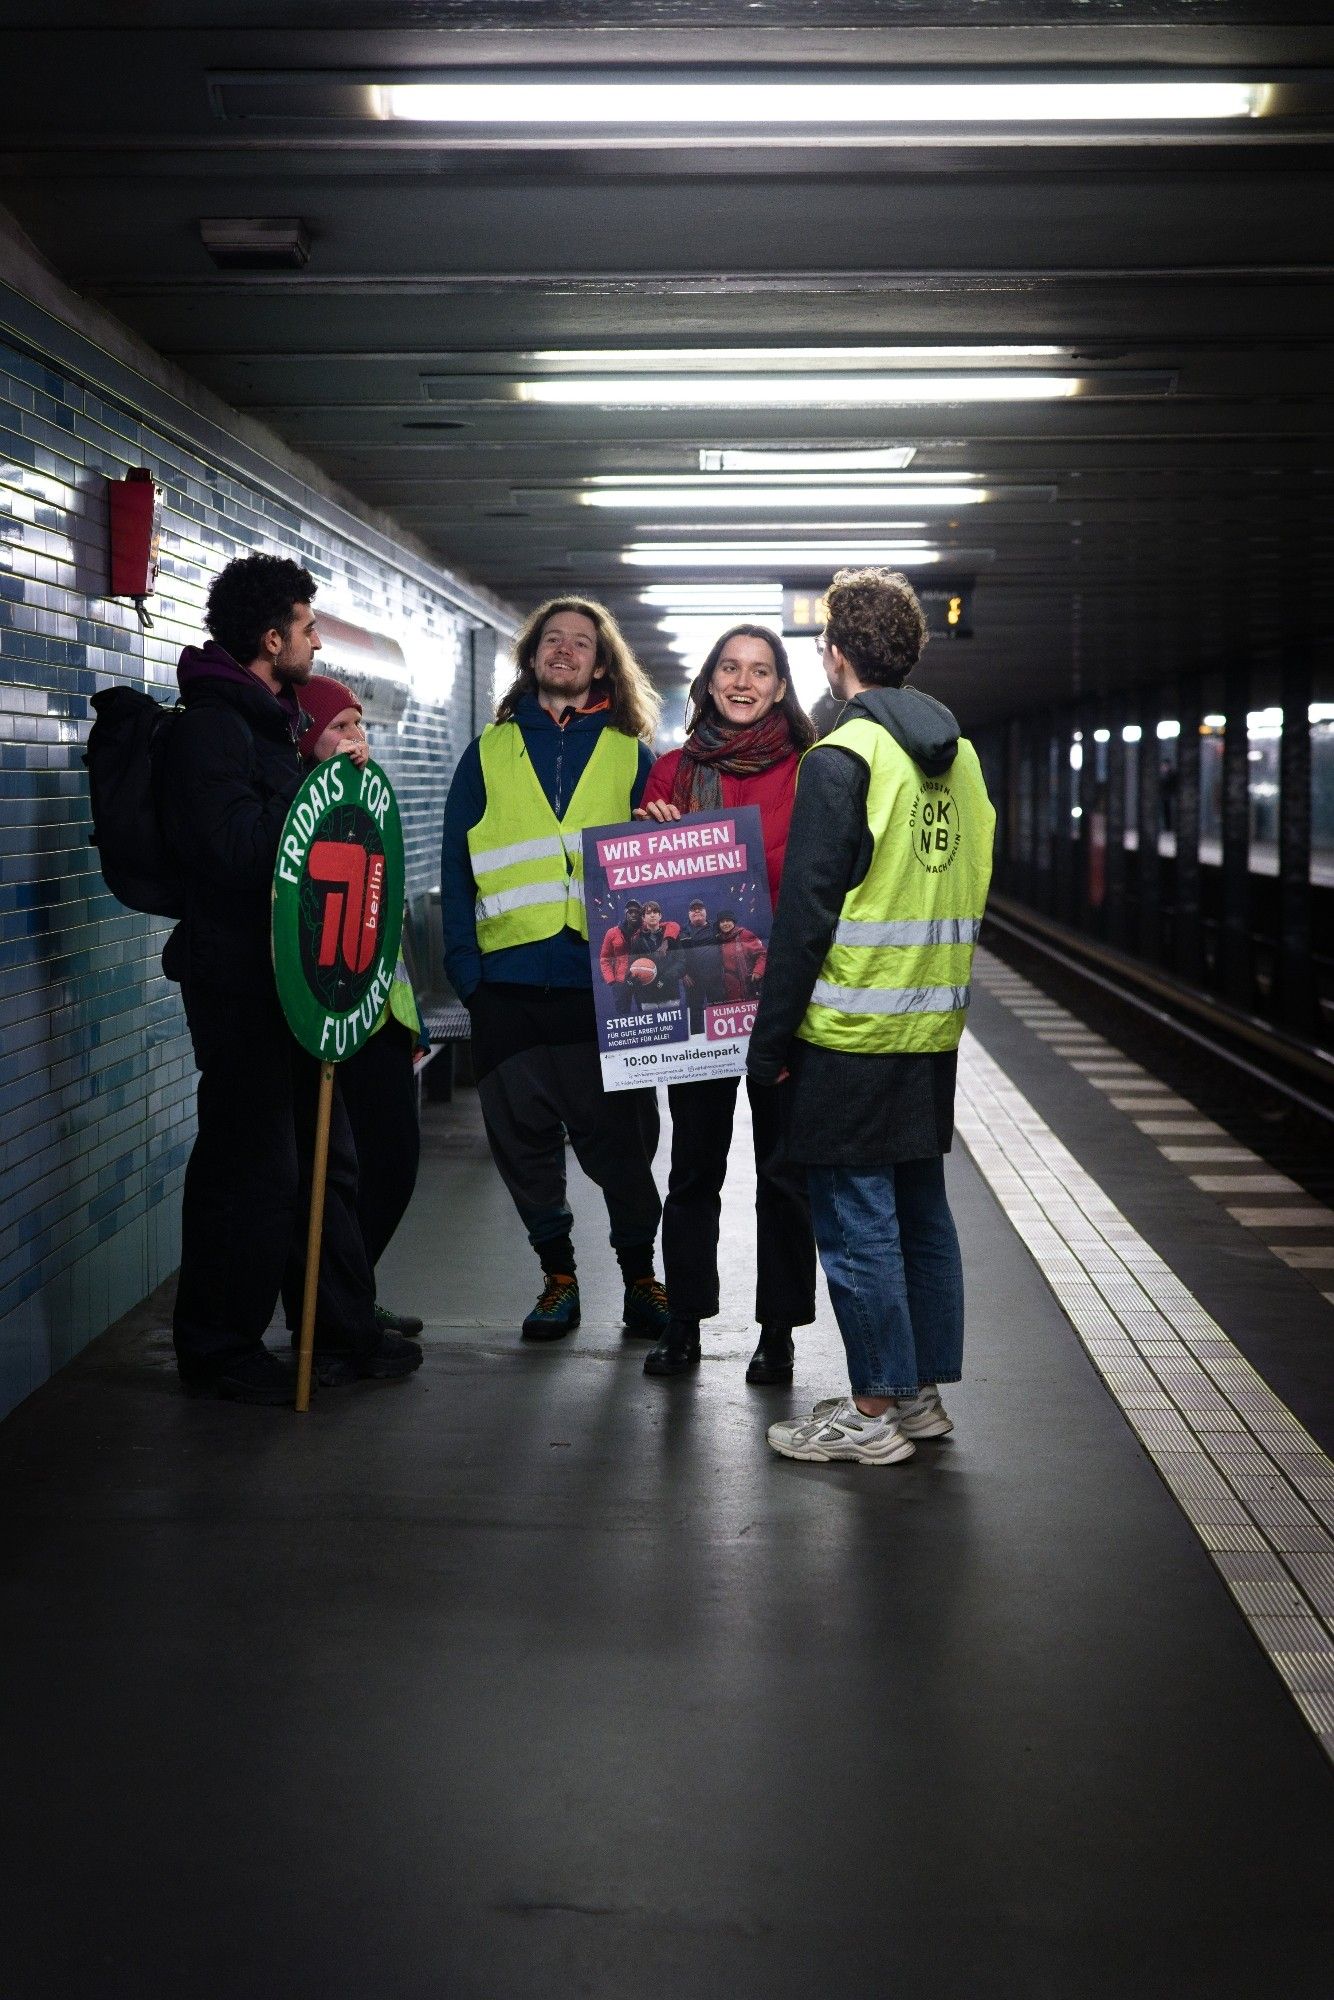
[156,554,422,1403]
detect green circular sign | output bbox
[272,755,405,1060]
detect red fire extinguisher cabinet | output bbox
[108,468,162,602]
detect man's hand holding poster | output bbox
[583,806,774,1091]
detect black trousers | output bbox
[334,1018,421,1272]
[173,983,378,1374]
[662,1076,817,1326]
[469,983,662,1259]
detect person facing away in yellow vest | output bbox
[440,597,673,1342]
[748,567,997,1467]
[296,675,427,1342]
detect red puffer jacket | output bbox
[639,749,800,908]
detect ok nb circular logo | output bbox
[272,756,405,1061]
[906,781,962,875]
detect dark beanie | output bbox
[296,676,362,759]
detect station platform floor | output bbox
[2,948,1333,1999]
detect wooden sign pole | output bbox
[294,1061,337,1414]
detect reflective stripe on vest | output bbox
[467,721,640,953]
[797,716,995,1057]
[371,964,423,1040]
[810,979,972,1017]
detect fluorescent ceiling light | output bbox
[639,584,783,606]
[657,614,780,634]
[594,471,978,488]
[533,346,1063,370]
[700,447,917,471]
[380,82,1266,125]
[623,543,941,568]
[631,520,932,535]
[583,485,984,509]
[520,375,1082,407]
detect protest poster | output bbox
[582,806,773,1091]
[271,753,404,1410]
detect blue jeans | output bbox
[806,1158,965,1398]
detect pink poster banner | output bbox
[582,806,773,1092]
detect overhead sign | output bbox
[272,755,405,1061]
[783,583,973,639]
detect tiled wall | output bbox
[0,298,510,1419]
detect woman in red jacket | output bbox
[636,624,818,1385]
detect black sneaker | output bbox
[522,1273,581,1341]
[622,1276,671,1339]
[180,1346,299,1407]
[375,1303,424,1338]
[315,1330,425,1385]
[644,1316,702,1377]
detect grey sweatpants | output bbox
[477,1037,662,1253]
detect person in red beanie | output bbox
[295,674,427,1342]
[294,672,372,769]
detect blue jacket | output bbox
[441,694,653,998]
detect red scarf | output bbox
[670,709,795,814]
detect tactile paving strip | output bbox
[974,957,1334,1301]
[958,1033,1334,1765]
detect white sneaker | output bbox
[894,1387,954,1440]
[811,1387,954,1440]
[767,1397,916,1466]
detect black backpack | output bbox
[83,686,185,919]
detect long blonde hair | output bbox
[496,596,661,743]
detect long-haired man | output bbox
[441,596,671,1341]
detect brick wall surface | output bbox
[0,320,507,1419]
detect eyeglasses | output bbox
[814,635,829,655]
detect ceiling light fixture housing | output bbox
[199,217,310,270]
[209,71,1278,150]
[621,542,944,568]
[581,486,985,510]
[699,447,918,471]
[531,346,1065,370]
[519,375,1082,408]
[374,77,1269,127]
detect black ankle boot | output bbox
[746,1323,794,1385]
[644,1315,701,1377]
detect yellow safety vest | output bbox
[797,716,995,1056]
[371,956,422,1041]
[467,721,641,952]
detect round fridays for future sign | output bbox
[272,754,405,1061]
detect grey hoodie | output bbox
[846,683,960,779]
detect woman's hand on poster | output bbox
[632,799,682,823]
[346,739,371,770]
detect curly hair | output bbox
[823,568,929,688]
[205,555,317,667]
[683,624,817,749]
[496,596,661,742]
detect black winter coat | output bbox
[158,669,303,996]
[746,686,964,1167]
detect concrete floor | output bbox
[1,1076,1332,1998]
